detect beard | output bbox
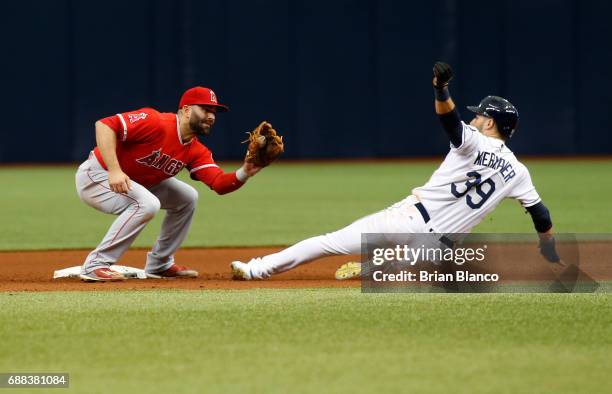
[189,114,211,136]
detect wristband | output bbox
[434,86,450,101]
[236,167,249,183]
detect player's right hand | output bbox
[108,170,132,194]
[539,237,561,263]
[433,61,453,88]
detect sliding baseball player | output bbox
[230,62,559,280]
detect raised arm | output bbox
[433,62,463,147]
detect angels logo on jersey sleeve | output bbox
[99,108,159,143]
[128,112,148,124]
[136,149,186,177]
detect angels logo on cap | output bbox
[179,86,229,112]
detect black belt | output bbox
[415,202,430,223]
[414,202,454,248]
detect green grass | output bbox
[0,290,611,394]
[1,160,612,250]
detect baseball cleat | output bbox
[80,268,127,282]
[335,262,362,280]
[230,261,253,280]
[145,264,198,279]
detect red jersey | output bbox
[94,108,243,193]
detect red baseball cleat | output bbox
[146,264,199,279]
[80,268,127,282]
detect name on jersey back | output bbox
[473,151,516,182]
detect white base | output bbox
[53,265,148,280]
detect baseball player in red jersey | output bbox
[76,86,263,281]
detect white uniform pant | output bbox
[250,195,431,278]
[75,154,199,274]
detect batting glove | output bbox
[539,237,561,263]
[433,62,453,88]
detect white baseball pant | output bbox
[247,195,432,278]
[75,154,198,275]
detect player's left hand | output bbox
[243,121,284,167]
[433,61,453,88]
[539,237,561,263]
[243,161,263,177]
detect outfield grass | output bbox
[1,160,611,250]
[0,289,610,394]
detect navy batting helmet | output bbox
[467,96,519,139]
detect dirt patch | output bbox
[0,242,610,292]
[0,247,361,291]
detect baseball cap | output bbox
[179,86,229,112]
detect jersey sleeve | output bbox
[99,108,160,143]
[187,142,245,195]
[508,165,542,207]
[450,122,481,155]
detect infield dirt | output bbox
[0,243,610,291]
[0,248,359,291]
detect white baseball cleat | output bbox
[334,262,362,280]
[230,261,253,280]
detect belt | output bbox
[414,202,430,223]
[414,202,454,248]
